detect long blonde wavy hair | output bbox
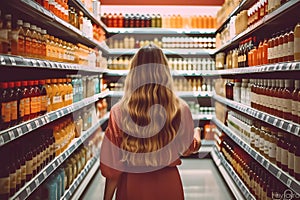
[119,44,182,167]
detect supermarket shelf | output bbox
[7,0,107,52]
[108,91,213,98]
[104,69,219,77]
[61,157,100,200]
[0,91,110,147]
[211,146,255,200]
[106,27,216,35]
[209,62,300,77]
[212,94,300,136]
[106,48,215,56]
[0,54,107,72]
[9,113,109,200]
[215,0,256,33]
[213,0,300,54]
[192,114,214,121]
[70,0,107,28]
[212,116,300,195]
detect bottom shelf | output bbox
[211,146,255,200]
[61,157,100,200]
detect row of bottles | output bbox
[226,110,300,181]
[29,129,103,200]
[33,0,105,42]
[0,129,55,199]
[219,134,296,199]
[216,0,240,28]
[161,37,215,49]
[250,79,300,123]
[107,56,216,71]
[186,101,215,116]
[96,99,108,119]
[102,13,216,29]
[0,12,105,67]
[173,77,213,92]
[216,0,294,48]
[216,23,300,69]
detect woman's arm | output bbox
[104,177,120,200]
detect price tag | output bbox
[254,153,258,160]
[296,127,300,135]
[41,117,46,125]
[265,162,270,170]
[276,171,282,178]
[45,62,51,68]
[52,162,56,169]
[8,131,15,140]
[31,59,37,67]
[9,57,16,65]
[278,121,284,128]
[0,136,4,146]
[59,156,64,163]
[34,120,39,127]
[0,56,5,65]
[273,118,278,126]
[286,62,292,70]
[27,123,32,131]
[291,63,297,70]
[265,115,270,122]
[287,124,293,132]
[26,187,31,194]
[16,127,22,135]
[37,60,43,67]
[43,171,47,178]
[287,179,292,187]
[35,178,40,186]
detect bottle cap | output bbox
[15,81,21,87]
[8,82,15,88]
[21,81,28,86]
[1,82,8,88]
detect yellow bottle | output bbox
[51,79,60,111]
[45,79,53,112]
[58,78,65,109]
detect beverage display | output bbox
[102,13,216,29]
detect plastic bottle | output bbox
[51,79,61,111]
[30,25,38,58]
[24,22,32,57]
[11,20,25,56]
[8,82,17,127]
[0,82,10,130]
[39,80,47,115]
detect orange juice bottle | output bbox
[58,78,64,108]
[30,25,38,58]
[24,22,32,57]
[45,79,52,112]
[203,15,208,29]
[198,15,203,29]
[51,79,60,111]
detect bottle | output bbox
[0,82,11,130]
[282,79,293,121]
[294,23,300,61]
[14,81,23,125]
[51,79,60,111]
[112,13,118,28]
[124,14,130,27]
[292,80,299,123]
[283,31,289,62]
[0,10,4,53]
[36,27,43,58]
[11,20,25,56]
[288,135,296,176]
[34,80,41,117]
[45,79,52,113]
[101,13,107,26]
[118,13,124,28]
[262,39,268,64]
[288,29,294,61]
[41,29,47,59]
[31,24,39,58]
[277,32,284,62]
[39,80,47,115]
[24,22,32,57]
[8,82,17,127]
[268,36,274,64]
[294,137,300,180]
[3,14,12,55]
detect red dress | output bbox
[100,101,199,200]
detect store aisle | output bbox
[80,158,233,200]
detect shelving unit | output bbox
[9,113,109,200]
[212,94,300,136]
[211,146,255,200]
[61,157,100,200]
[212,116,300,195]
[7,0,107,52]
[0,54,106,72]
[214,0,300,54]
[106,28,216,35]
[0,91,110,147]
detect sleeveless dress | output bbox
[100,101,199,200]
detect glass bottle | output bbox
[11,20,25,56]
[3,14,12,55]
[294,23,300,61]
[292,80,299,123]
[30,25,38,58]
[282,79,293,121]
[8,82,17,128]
[24,22,32,57]
[294,137,300,180]
[39,80,47,115]
[288,28,294,61]
[288,134,296,176]
[1,82,11,130]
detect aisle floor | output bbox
[81,159,234,200]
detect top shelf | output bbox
[214,0,300,54]
[216,0,256,33]
[106,28,216,35]
[7,0,108,53]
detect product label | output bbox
[264,140,269,155]
[19,98,25,118]
[292,100,298,116]
[25,159,33,175]
[294,155,300,174]
[11,100,17,121]
[276,146,282,163]
[9,172,16,191]
[1,102,11,123]
[24,97,30,115]
[16,168,21,185]
[284,99,292,114]
[41,95,47,112]
[21,165,26,182]
[295,37,300,57]
[281,149,288,166]
[273,46,278,59]
[288,152,294,170]
[282,43,288,58]
[269,47,273,60]
[30,96,37,114]
[36,96,41,113]
[288,41,294,56]
[0,29,8,40]
[53,95,62,104]
[278,44,283,58]
[269,141,276,158]
[0,177,10,195]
